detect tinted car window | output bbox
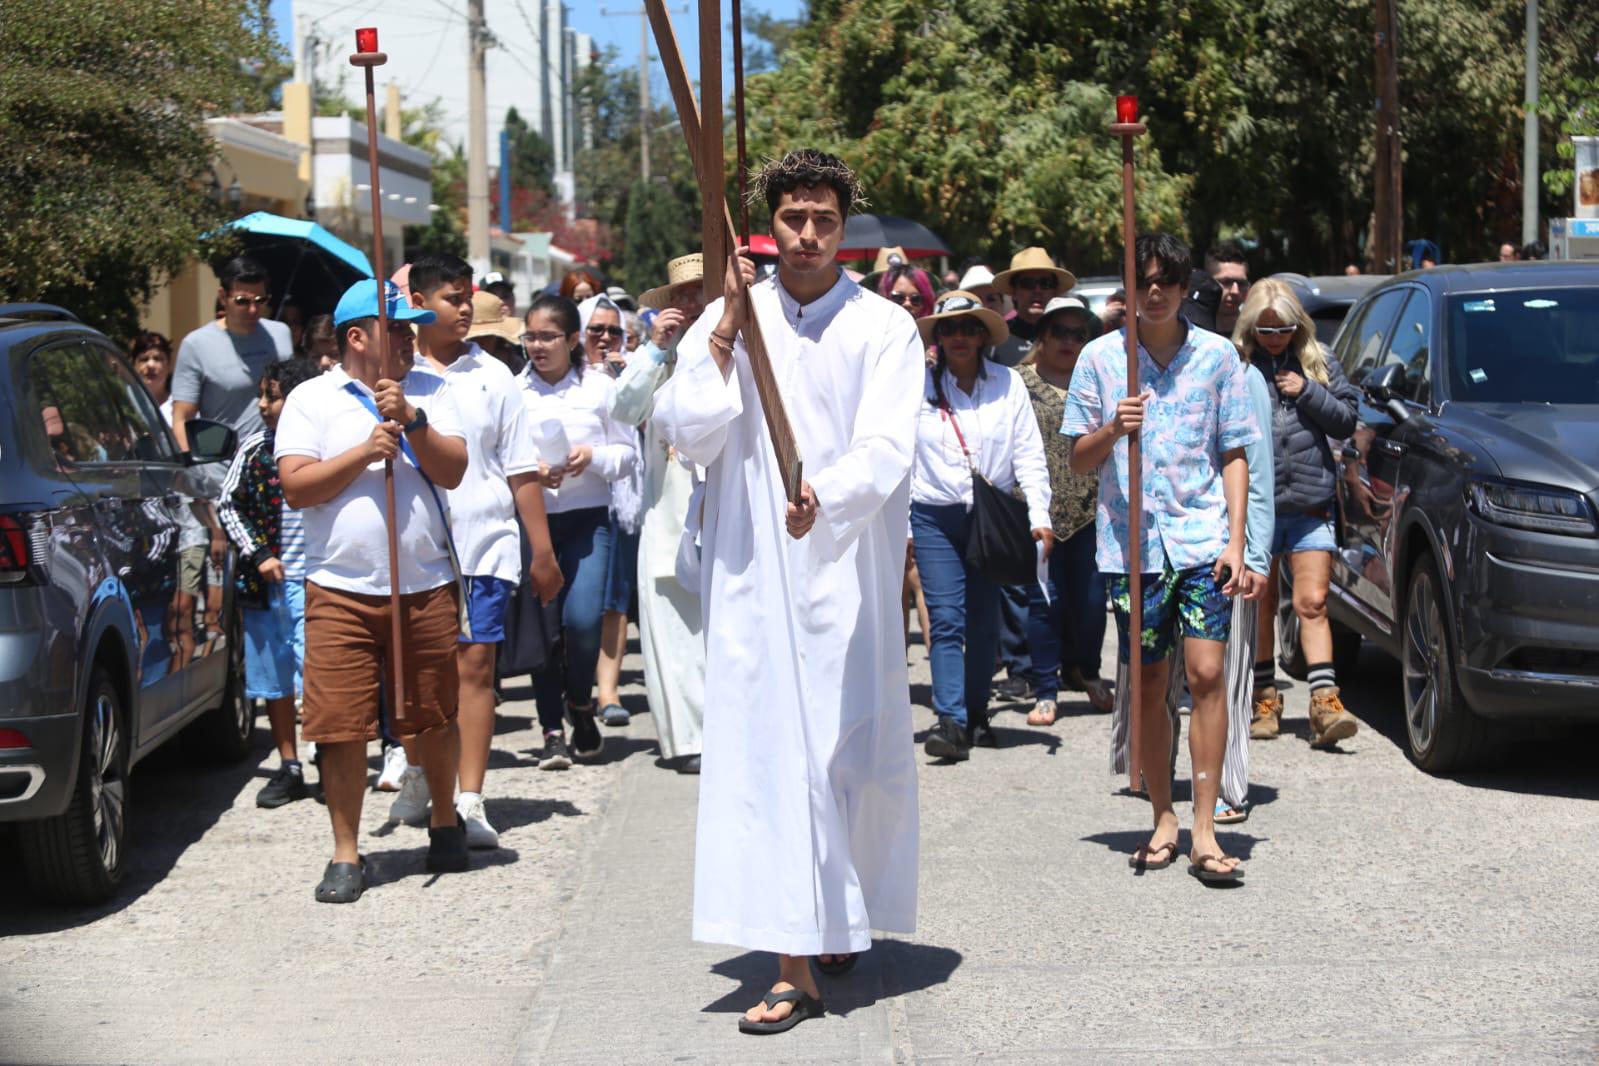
[1383,290,1432,404]
[1311,309,1347,347]
[25,342,137,468]
[1340,289,1408,381]
[98,346,175,461]
[1446,288,1599,405]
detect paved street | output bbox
[3,625,1598,1064]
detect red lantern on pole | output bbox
[355,27,379,53]
[1116,95,1139,125]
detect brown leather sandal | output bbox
[1188,852,1244,883]
[1128,840,1178,871]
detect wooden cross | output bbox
[645,0,803,505]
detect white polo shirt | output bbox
[518,365,637,515]
[274,365,466,596]
[411,345,540,583]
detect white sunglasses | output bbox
[1253,324,1298,336]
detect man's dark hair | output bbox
[409,252,473,296]
[525,294,584,377]
[218,256,270,292]
[1134,233,1192,288]
[1521,239,1546,261]
[129,331,172,360]
[753,149,865,218]
[1208,240,1247,267]
[305,313,335,343]
[483,279,515,306]
[335,316,376,356]
[263,356,320,400]
[1107,287,1127,303]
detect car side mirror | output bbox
[184,418,237,465]
[1363,363,1411,422]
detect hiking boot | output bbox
[1309,687,1359,748]
[1249,687,1283,740]
[256,763,308,808]
[923,717,971,762]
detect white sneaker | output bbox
[457,795,499,849]
[377,745,409,792]
[387,767,430,825]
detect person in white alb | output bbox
[650,150,923,1037]
[274,279,470,904]
[517,293,638,769]
[375,253,564,847]
[910,290,1053,763]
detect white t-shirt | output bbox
[274,365,465,596]
[518,365,637,515]
[411,345,540,583]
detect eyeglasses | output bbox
[229,295,271,308]
[1013,275,1059,291]
[888,291,925,309]
[1216,277,1250,291]
[521,331,566,346]
[586,324,625,338]
[1253,324,1298,336]
[935,318,988,339]
[1046,324,1089,342]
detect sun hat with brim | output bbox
[1036,295,1100,333]
[990,247,1077,293]
[959,264,997,294]
[639,253,704,310]
[862,245,910,291]
[334,278,436,328]
[916,290,1009,346]
[605,285,638,311]
[465,290,521,345]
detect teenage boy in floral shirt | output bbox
[1064,233,1259,883]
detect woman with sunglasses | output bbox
[518,294,638,768]
[1016,297,1113,726]
[879,263,936,320]
[911,291,1052,762]
[1234,279,1361,747]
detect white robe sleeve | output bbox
[588,376,638,482]
[652,298,743,467]
[807,309,924,560]
[1007,370,1053,531]
[610,342,669,427]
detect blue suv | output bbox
[0,304,254,903]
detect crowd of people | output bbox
[136,146,1401,1034]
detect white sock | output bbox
[458,790,482,811]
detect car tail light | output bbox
[0,728,30,749]
[0,514,31,583]
[1467,480,1598,537]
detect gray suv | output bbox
[0,304,255,903]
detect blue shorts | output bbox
[461,575,514,644]
[603,521,639,615]
[243,579,304,700]
[1271,511,1337,556]
[1106,562,1233,665]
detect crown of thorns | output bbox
[747,152,870,213]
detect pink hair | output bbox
[878,265,936,312]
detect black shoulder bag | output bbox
[940,401,1037,586]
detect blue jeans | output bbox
[533,506,612,733]
[1026,525,1105,702]
[911,502,1001,728]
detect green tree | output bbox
[504,106,556,196]
[0,0,283,340]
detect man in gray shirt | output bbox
[171,255,292,451]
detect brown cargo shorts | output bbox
[301,581,460,744]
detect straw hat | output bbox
[862,246,910,290]
[916,290,1009,346]
[639,254,704,310]
[466,290,522,345]
[990,247,1077,293]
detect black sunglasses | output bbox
[586,324,625,338]
[1047,324,1089,342]
[935,318,988,338]
[888,291,926,308]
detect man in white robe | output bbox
[651,150,924,1035]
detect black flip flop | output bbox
[815,953,857,977]
[314,855,366,903]
[738,989,825,1035]
[1188,852,1244,883]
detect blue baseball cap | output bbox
[333,278,437,328]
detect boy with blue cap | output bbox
[275,278,471,903]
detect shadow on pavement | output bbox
[702,940,963,1017]
[362,845,521,889]
[486,796,582,832]
[0,725,266,934]
[1080,828,1263,864]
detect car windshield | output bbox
[1447,288,1599,404]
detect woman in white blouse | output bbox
[518,293,638,768]
[911,290,1052,763]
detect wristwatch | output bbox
[403,406,429,434]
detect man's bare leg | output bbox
[744,953,823,1025]
[414,719,461,830]
[1184,636,1240,875]
[320,740,367,864]
[1134,657,1180,859]
[265,696,298,763]
[456,642,497,795]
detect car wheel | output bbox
[186,605,257,763]
[17,668,128,903]
[1401,559,1497,773]
[1276,566,1308,680]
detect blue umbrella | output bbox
[224,212,374,318]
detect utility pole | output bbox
[601,6,685,184]
[1372,0,1402,273]
[467,0,491,276]
[1523,0,1540,246]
